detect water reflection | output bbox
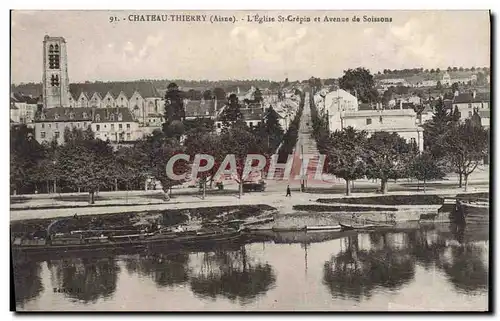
[323,234,415,300]
[189,246,276,305]
[12,260,44,307]
[323,227,488,301]
[48,257,119,303]
[442,244,488,294]
[124,252,190,288]
[12,224,488,310]
[405,229,447,270]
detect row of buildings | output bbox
[314,86,491,152]
[11,35,298,146]
[376,71,488,90]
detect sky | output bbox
[11,10,490,84]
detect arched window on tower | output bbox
[50,75,59,87]
[49,44,60,69]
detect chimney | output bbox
[399,100,403,110]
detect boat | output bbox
[11,228,245,256]
[455,200,489,225]
[271,226,307,232]
[339,223,355,231]
[306,225,342,231]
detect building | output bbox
[34,107,140,144]
[91,108,141,142]
[340,109,424,151]
[34,107,92,144]
[33,35,165,141]
[323,89,359,113]
[10,99,20,124]
[10,93,39,126]
[452,91,490,121]
[320,89,359,130]
[183,98,225,120]
[214,105,264,132]
[42,36,71,109]
[419,105,434,124]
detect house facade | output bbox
[10,93,39,126]
[452,91,490,121]
[33,107,141,144]
[340,109,424,151]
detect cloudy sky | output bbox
[11,10,490,83]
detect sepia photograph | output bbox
[9,9,491,312]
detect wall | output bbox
[91,121,139,142]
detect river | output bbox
[13,223,489,311]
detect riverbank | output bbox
[10,187,489,226]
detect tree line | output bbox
[379,67,490,75]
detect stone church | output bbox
[34,35,165,144]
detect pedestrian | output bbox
[286,185,291,197]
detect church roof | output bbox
[36,107,135,123]
[38,107,94,121]
[68,81,161,100]
[93,108,135,123]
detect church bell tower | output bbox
[42,35,70,108]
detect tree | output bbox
[284,78,289,87]
[436,68,441,73]
[56,127,115,204]
[459,67,464,72]
[422,98,453,159]
[10,125,45,194]
[476,72,487,86]
[253,88,263,103]
[442,120,488,190]
[471,67,476,72]
[219,126,265,198]
[202,90,213,100]
[452,67,458,72]
[183,118,215,135]
[219,94,243,127]
[435,81,442,90]
[338,67,379,103]
[139,130,189,200]
[213,87,226,101]
[447,67,452,72]
[114,145,150,192]
[430,68,435,73]
[451,82,459,93]
[409,151,445,192]
[325,127,368,195]
[451,106,461,122]
[364,132,411,194]
[186,89,202,100]
[184,131,223,199]
[259,106,284,153]
[163,82,185,139]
